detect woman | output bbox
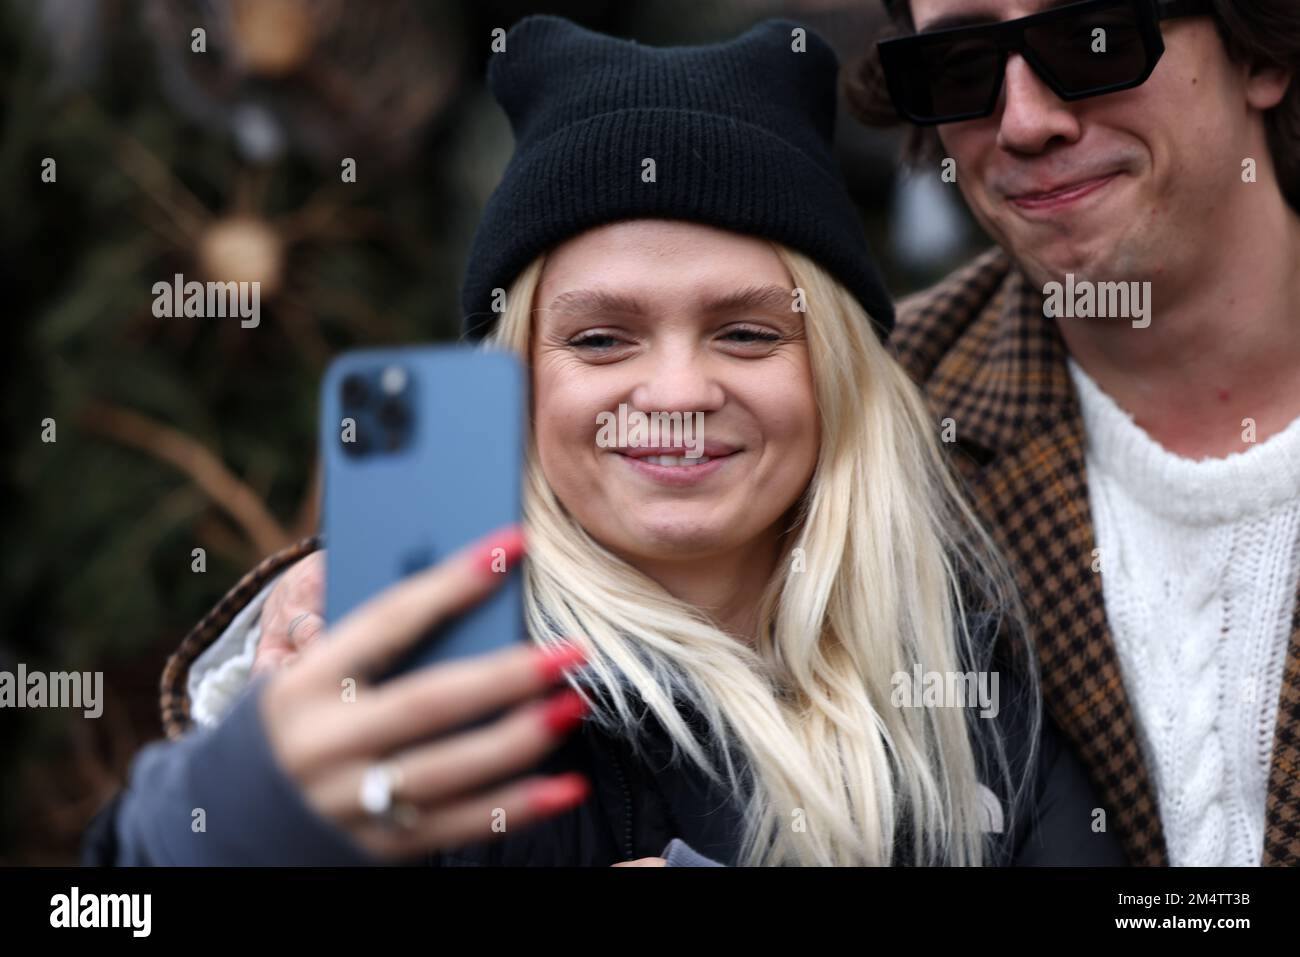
[85,15,1123,867]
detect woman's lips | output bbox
[614,449,738,487]
[1008,172,1119,212]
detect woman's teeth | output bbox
[640,454,712,467]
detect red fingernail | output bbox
[529,773,590,816]
[476,526,525,575]
[540,688,589,736]
[536,642,587,683]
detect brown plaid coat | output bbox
[889,247,1300,867]
[156,246,1300,866]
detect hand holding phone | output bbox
[256,528,592,860]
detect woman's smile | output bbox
[613,445,743,487]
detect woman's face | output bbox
[531,219,820,566]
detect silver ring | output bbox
[359,763,418,830]
[286,612,312,642]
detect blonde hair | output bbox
[483,242,1036,866]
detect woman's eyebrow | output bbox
[705,283,793,314]
[547,288,646,318]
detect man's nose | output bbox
[995,54,1082,154]
[628,343,726,416]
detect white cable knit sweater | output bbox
[1068,359,1300,866]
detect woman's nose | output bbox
[627,344,726,415]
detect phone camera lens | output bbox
[378,397,408,430]
[342,420,371,457]
[342,374,369,407]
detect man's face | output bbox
[911,0,1255,289]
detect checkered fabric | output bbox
[890,247,1300,866]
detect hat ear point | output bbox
[485,20,549,127]
[752,20,841,82]
[487,15,608,126]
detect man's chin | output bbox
[1004,233,1121,290]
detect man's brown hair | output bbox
[842,0,1300,212]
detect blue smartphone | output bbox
[320,346,526,680]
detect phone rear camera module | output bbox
[338,365,414,458]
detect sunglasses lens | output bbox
[888,37,1002,122]
[1023,2,1149,93]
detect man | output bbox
[846,0,1300,865]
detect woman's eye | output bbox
[722,327,781,344]
[568,333,622,349]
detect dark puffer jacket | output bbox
[82,629,1125,867]
[424,666,1129,867]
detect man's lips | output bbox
[1007,173,1119,210]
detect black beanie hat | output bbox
[461,15,895,341]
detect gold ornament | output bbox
[230,0,315,78]
[197,215,284,296]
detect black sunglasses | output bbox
[877,0,1211,125]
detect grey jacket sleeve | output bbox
[661,837,725,867]
[90,677,376,866]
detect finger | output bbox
[611,858,667,867]
[285,612,326,652]
[277,551,327,612]
[257,603,298,658]
[251,646,297,677]
[335,688,588,814]
[325,640,587,757]
[354,773,591,860]
[304,525,525,684]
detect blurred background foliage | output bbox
[0,0,985,863]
